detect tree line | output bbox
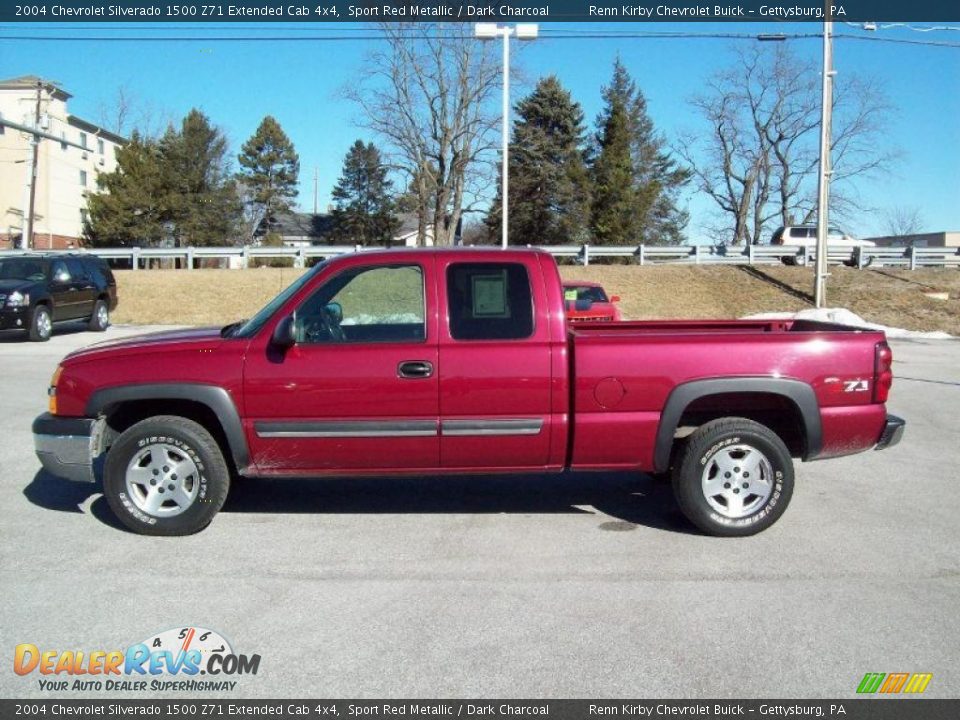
[85,26,893,249]
[85,112,300,247]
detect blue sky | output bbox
[2,21,958,242]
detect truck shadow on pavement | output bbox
[24,469,697,535]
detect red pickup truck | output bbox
[33,248,904,537]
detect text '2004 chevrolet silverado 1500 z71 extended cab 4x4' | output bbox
[33,248,905,537]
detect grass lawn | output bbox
[111,263,960,335]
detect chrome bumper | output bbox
[33,413,99,483]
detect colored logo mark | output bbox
[857,672,933,694]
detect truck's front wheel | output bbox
[103,416,230,536]
[672,417,794,537]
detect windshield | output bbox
[0,258,48,283]
[564,285,608,303]
[229,260,328,338]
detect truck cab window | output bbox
[447,262,534,340]
[295,264,425,344]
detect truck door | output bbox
[242,257,440,472]
[437,258,553,469]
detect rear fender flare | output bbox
[653,377,822,473]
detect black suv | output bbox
[0,254,118,341]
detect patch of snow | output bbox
[742,307,953,340]
[341,313,423,326]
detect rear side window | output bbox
[82,257,111,285]
[65,258,88,281]
[447,262,534,341]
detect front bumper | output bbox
[33,412,98,483]
[0,307,29,331]
[875,414,906,451]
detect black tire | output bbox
[88,299,109,332]
[103,416,230,536]
[672,417,794,537]
[28,305,52,342]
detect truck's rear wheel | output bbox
[672,417,794,537]
[103,416,230,536]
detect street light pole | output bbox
[475,23,538,249]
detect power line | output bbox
[0,30,958,48]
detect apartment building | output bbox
[0,75,126,249]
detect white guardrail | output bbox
[0,244,958,269]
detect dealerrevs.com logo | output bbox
[14,627,260,692]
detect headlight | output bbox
[6,291,29,308]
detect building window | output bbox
[97,138,104,154]
[79,170,87,187]
[0,112,4,135]
[61,131,67,150]
[80,208,89,226]
[80,132,88,149]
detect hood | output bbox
[0,278,36,295]
[64,326,227,364]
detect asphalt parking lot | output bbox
[1,324,958,699]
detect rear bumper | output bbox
[33,412,98,483]
[875,414,906,451]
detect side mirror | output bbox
[610,295,621,303]
[324,302,343,324]
[271,315,296,348]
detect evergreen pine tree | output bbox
[84,132,171,247]
[593,59,691,245]
[591,83,638,245]
[486,76,591,246]
[237,116,300,237]
[161,109,240,246]
[331,140,398,246]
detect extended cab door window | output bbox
[295,264,425,344]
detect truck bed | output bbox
[567,318,888,471]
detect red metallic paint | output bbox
[50,248,896,478]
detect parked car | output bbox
[33,248,903,537]
[0,253,117,341]
[771,226,876,265]
[563,282,622,322]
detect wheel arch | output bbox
[86,384,250,474]
[654,377,822,473]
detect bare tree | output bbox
[681,45,895,245]
[881,205,925,237]
[97,85,171,139]
[345,23,501,246]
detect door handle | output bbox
[398,361,434,379]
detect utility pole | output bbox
[814,5,835,308]
[24,80,42,251]
[313,166,318,215]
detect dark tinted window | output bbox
[0,259,47,282]
[82,257,111,285]
[447,262,534,341]
[50,260,71,282]
[65,258,88,281]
